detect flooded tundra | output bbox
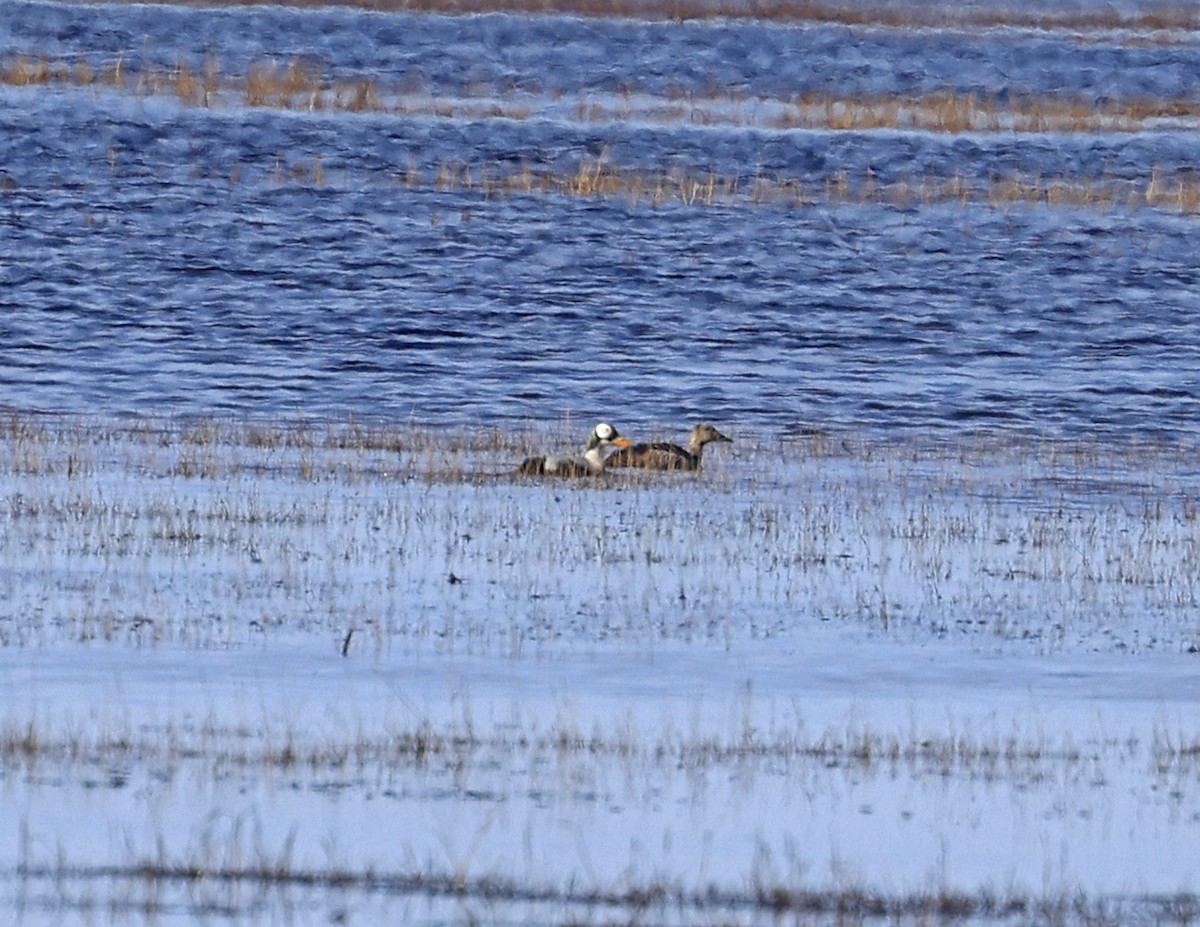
[3,417,1200,925]
[4,0,1200,921]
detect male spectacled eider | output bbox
[602,422,732,472]
[517,422,632,477]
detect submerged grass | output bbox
[6,701,1198,922]
[6,413,1200,923]
[0,710,1149,779]
[7,49,1200,137]
[2,412,1199,653]
[8,44,1200,213]
[21,856,1192,926]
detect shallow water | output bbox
[4,4,1200,921]
[3,422,1200,925]
[4,1,1200,438]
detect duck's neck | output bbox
[583,445,607,471]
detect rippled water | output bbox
[3,0,1200,438]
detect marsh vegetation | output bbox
[4,416,1200,924]
[8,49,1200,212]
[5,0,1200,921]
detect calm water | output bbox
[3,0,1200,438]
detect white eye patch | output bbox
[595,423,615,440]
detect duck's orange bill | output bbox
[613,437,632,447]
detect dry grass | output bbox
[440,158,1200,213]
[52,0,1200,37]
[347,154,1200,214]
[0,409,1194,483]
[8,49,1200,213]
[6,51,1200,136]
[9,47,1200,213]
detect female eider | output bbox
[603,422,731,471]
[518,422,632,477]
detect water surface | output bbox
[3,0,1200,439]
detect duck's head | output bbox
[692,423,733,445]
[587,422,632,450]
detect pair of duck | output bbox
[519,422,732,477]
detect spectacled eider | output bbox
[518,422,632,477]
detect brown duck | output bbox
[603,423,732,471]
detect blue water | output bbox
[3,0,1200,438]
